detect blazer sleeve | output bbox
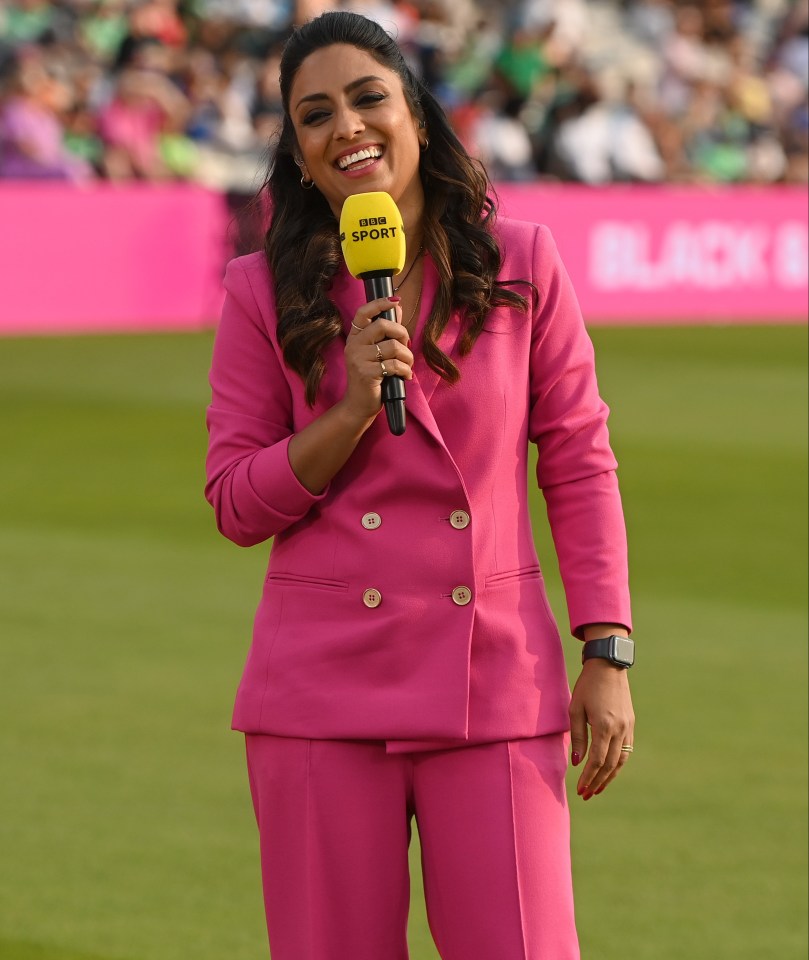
[205,257,328,547]
[527,225,632,638]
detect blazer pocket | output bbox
[266,572,349,592]
[484,565,542,588]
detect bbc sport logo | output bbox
[359,217,387,227]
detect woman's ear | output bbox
[418,119,429,151]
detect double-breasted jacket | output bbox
[205,218,632,751]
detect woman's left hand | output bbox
[569,658,635,800]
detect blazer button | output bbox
[449,510,470,529]
[362,588,382,608]
[361,512,382,530]
[451,586,472,606]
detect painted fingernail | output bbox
[389,296,401,303]
[571,752,581,766]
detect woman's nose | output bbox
[332,104,364,140]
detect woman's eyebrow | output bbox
[295,75,385,110]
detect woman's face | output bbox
[288,44,425,223]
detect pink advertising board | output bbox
[496,184,808,323]
[0,182,229,335]
[0,183,805,334]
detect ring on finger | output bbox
[379,360,389,377]
[351,321,363,332]
[620,744,634,753]
[375,343,384,362]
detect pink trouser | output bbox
[245,733,580,960]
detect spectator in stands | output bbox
[0,0,75,47]
[97,40,190,179]
[78,0,130,66]
[551,74,666,183]
[0,47,93,180]
[463,86,538,180]
[251,47,285,142]
[767,0,809,182]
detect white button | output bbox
[449,510,470,529]
[362,588,382,608]
[451,586,472,606]
[361,512,382,530]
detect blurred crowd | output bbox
[1,0,807,189]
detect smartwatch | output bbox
[582,634,635,668]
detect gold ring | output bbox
[375,344,384,361]
[351,321,363,332]
[620,745,634,753]
[379,361,389,376]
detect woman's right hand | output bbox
[287,297,415,495]
[340,297,415,424]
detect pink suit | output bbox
[206,218,632,957]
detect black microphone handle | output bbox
[362,273,406,436]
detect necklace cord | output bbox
[405,287,422,332]
[393,245,424,293]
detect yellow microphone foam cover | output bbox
[340,192,406,278]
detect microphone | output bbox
[340,191,407,436]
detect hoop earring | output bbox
[300,175,315,190]
[420,138,429,152]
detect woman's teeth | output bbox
[338,147,382,170]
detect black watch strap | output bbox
[582,634,635,668]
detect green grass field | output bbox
[0,325,806,960]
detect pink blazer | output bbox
[205,218,632,750]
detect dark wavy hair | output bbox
[265,10,531,405]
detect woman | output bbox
[205,11,635,960]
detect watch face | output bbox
[613,636,635,666]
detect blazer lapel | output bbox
[411,257,463,407]
[397,257,457,447]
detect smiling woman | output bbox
[204,10,636,960]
